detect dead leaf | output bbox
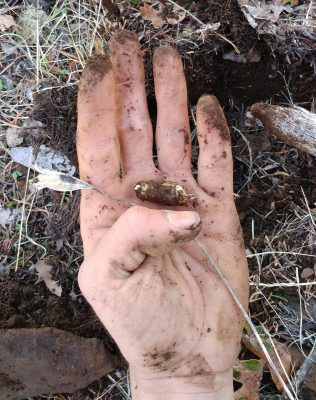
[234,359,264,400]
[1,239,10,255]
[166,4,186,25]
[223,48,261,63]
[31,168,135,206]
[6,127,23,147]
[10,145,76,175]
[0,14,16,32]
[36,259,62,297]
[0,203,20,229]
[288,344,306,371]
[238,0,292,31]
[140,3,164,28]
[276,0,299,6]
[31,169,91,192]
[0,206,12,229]
[243,333,291,392]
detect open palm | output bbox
[77,30,249,398]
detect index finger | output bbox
[77,55,120,188]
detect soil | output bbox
[31,86,78,167]
[0,271,119,351]
[1,0,315,398]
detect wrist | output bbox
[130,367,234,400]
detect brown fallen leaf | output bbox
[276,0,299,6]
[234,359,264,400]
[243,333,291,392]
[36,259,62,297]
[0,14,16,32]
[140,3,164,28]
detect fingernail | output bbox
[166,211,201,230]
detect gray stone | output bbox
[0,328,119,399]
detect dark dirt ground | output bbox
[1,0,316,399]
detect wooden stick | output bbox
[251,103,316,156]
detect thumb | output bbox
[78,205,201,290]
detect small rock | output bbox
[301,268,314,279]
[0,328,119,399]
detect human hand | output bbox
[77,30,249,400]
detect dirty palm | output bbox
[77,30,249,397]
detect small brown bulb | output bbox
[134,180,189,206]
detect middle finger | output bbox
[110,30,155,176]
[153,45,192,177]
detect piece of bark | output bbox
[251,103,316,156]
[0,328,120,399]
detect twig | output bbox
[233,126,254,192]
[251,281,316,288]
[247,251,316,258]
[15,153,32,271]
[24,191,47,258]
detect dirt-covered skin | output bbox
[76,30,249,400]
